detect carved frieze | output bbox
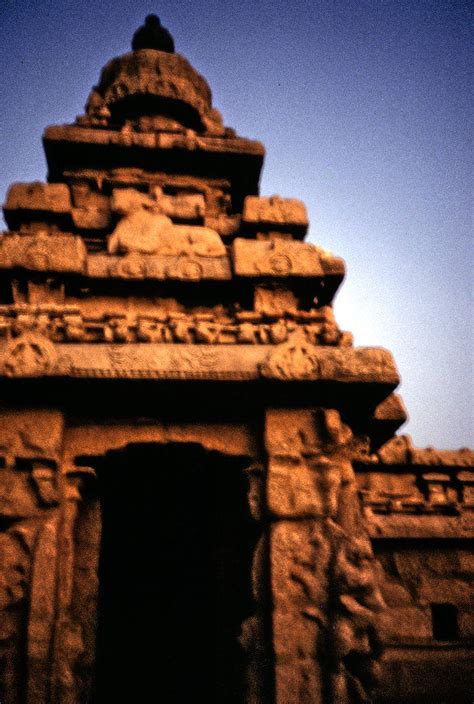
[0,337,400,383]
[107,188,226,257]
[355,435,474,537]
[260,328,321,380]
[232,237,345,278]
[88,252,231,280]
[0,305,346,346]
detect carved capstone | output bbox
[131,15,175,53]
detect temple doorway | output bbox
[90,442,259,703]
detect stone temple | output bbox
[0,16,472,704]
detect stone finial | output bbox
[131,15,175,53]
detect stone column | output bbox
[50,465,99,704]
[265,408,385,704]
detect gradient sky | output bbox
[0,0,472,448]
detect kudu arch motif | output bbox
[0,15,472,704]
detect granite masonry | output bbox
[0,17,472,704]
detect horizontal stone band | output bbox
[0,333,399,383]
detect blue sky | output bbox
[0,0,472,447]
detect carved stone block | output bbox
[268,456,346,518]
[88,253,231,280]
[270,520,325,704]
[242,195,308,237]
[0,233,87,273]
[4,182,72,213]
[153,188,205,222]
[0,409,64,462]
[232,238,344,278]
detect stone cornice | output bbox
[0,334,399,384]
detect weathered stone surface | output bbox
[0,339,400,385]
[233,238,344,278]
[0,410,64,462]
[270,520,325,704]
[0,233,87,273]
[4,183,71,214]
[266,409,386,704]
[242,195,308,237]
[153,187,206,222]
[0,14,471,704]
[88,251,231,280]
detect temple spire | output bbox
[131,14,175,52]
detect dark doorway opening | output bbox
[431,603,459,641]
[90,443,259,703]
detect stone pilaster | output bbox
[265,408,385,704]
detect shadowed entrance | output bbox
[90,443,258,703]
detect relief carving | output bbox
[1,334,57,378]
[0,523,37,704]
[329,525,385,703]
[232,238,327,277]
[267,409,385,704]
[0,234,87,274]
[108,188,225,258]
[260,329,320,380]
[0,306,345,348]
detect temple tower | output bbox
[0,18,472,704]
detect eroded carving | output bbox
[107,187,225,257]
[0,12,470,704]
[2,334,57,377]
[267,409,385,703]
[260,328,320,380]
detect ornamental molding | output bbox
[0,338,399,384]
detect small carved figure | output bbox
[194,321,221,344]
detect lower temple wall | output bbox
[375,543,474,703]
[0,406,472,703]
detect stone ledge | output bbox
[0,336,399,384]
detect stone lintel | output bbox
[63,421,258,463]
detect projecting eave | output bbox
[43,125,265,209]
